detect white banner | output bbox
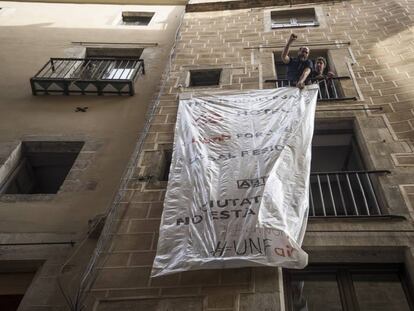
[151,85,319,277]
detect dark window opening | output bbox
[189,69,222,87]
[0,141,84,194]
[311,121,364,173]
[159,150,172,182]
[85,47,143,59]
[122,11,154,26]
[271,8,318,29]
[0,271,37,311]
[309,121,385,217]
[284,264,414,311]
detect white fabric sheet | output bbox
[152,85,319,277]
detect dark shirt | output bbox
[286,57,313,82]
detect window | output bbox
[284,264,414,311]
[31,48,145,96]
[0,272,37,311]
[189,69,222,87]
[85,47,143,59]
[309,120,386,217]
[271,8,318,29]
[0,261,40,311]
[272,49,356,101]
[311,121,364,173]
[159,150,172,182]
[85,47,144,80]
[0,141,84,194]
[121,11,154,26]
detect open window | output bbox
[271,49,358,101]
[284,264,414,311]
[189,69,222,87]
[309,120,387,217]
[121,12,154,26]
[271,8,319,29]
[0,141,84,194]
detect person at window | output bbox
[281,33,313,89]
[311,56,335,80]
[311,56,336,99]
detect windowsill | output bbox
[0,194,56,202]
[309,214,406,221]
[271,24,319,29]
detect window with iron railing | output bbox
[30,48,145,96]
[268,50,358,101]
[309,123,388,217]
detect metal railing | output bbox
[30,57,145,96]
[309,170,390,217]
[265,77,357,101]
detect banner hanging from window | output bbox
[152,85,319,277]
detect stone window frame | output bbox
[176,65,232,90]
[283,263,414,311]
[143,144,173,190]
[264,6,327,32]
[120,11,155,26]
[271,8,319,29]
[85,47,144,59]
[0,138,100,202]
[311,118,394,217]
[189,68,222,87]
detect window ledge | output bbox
[309,214,406,221]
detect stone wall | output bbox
[88,0,414,310]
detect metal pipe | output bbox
[311,170,390,175]
[316,175,326,216]
[244,41,351,49]
[346,173,359,215]
[326,174,337,216]
[309,183,316,216]
[355,173,370,215]
[336,174,348,216]
[365,172,382,215]
[0,241,75,246]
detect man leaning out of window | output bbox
[281,33,313,89]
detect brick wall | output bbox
[88,0,414,310]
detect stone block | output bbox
[239,292,280,311]
[96,297,203,311]
[181,270,220,286]
[129,251,156,266]
[94,267,151,289]
[221,268,251,284]
[128,219,161,233]
[111,233,153,251]
[207,294,235,308]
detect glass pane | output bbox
[353,273,411,311]
[290,274,343,311]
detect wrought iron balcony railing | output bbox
[309,170,390,217]
[30,58,145,96]
[265,77,357,101]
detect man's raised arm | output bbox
[281,33,297,64]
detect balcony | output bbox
[30,58,145,96]
[309,170,390,217]
[265,77,357,101]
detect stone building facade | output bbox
[86,0,414,310]
[0,1,184,310]
[1,0,414,310]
